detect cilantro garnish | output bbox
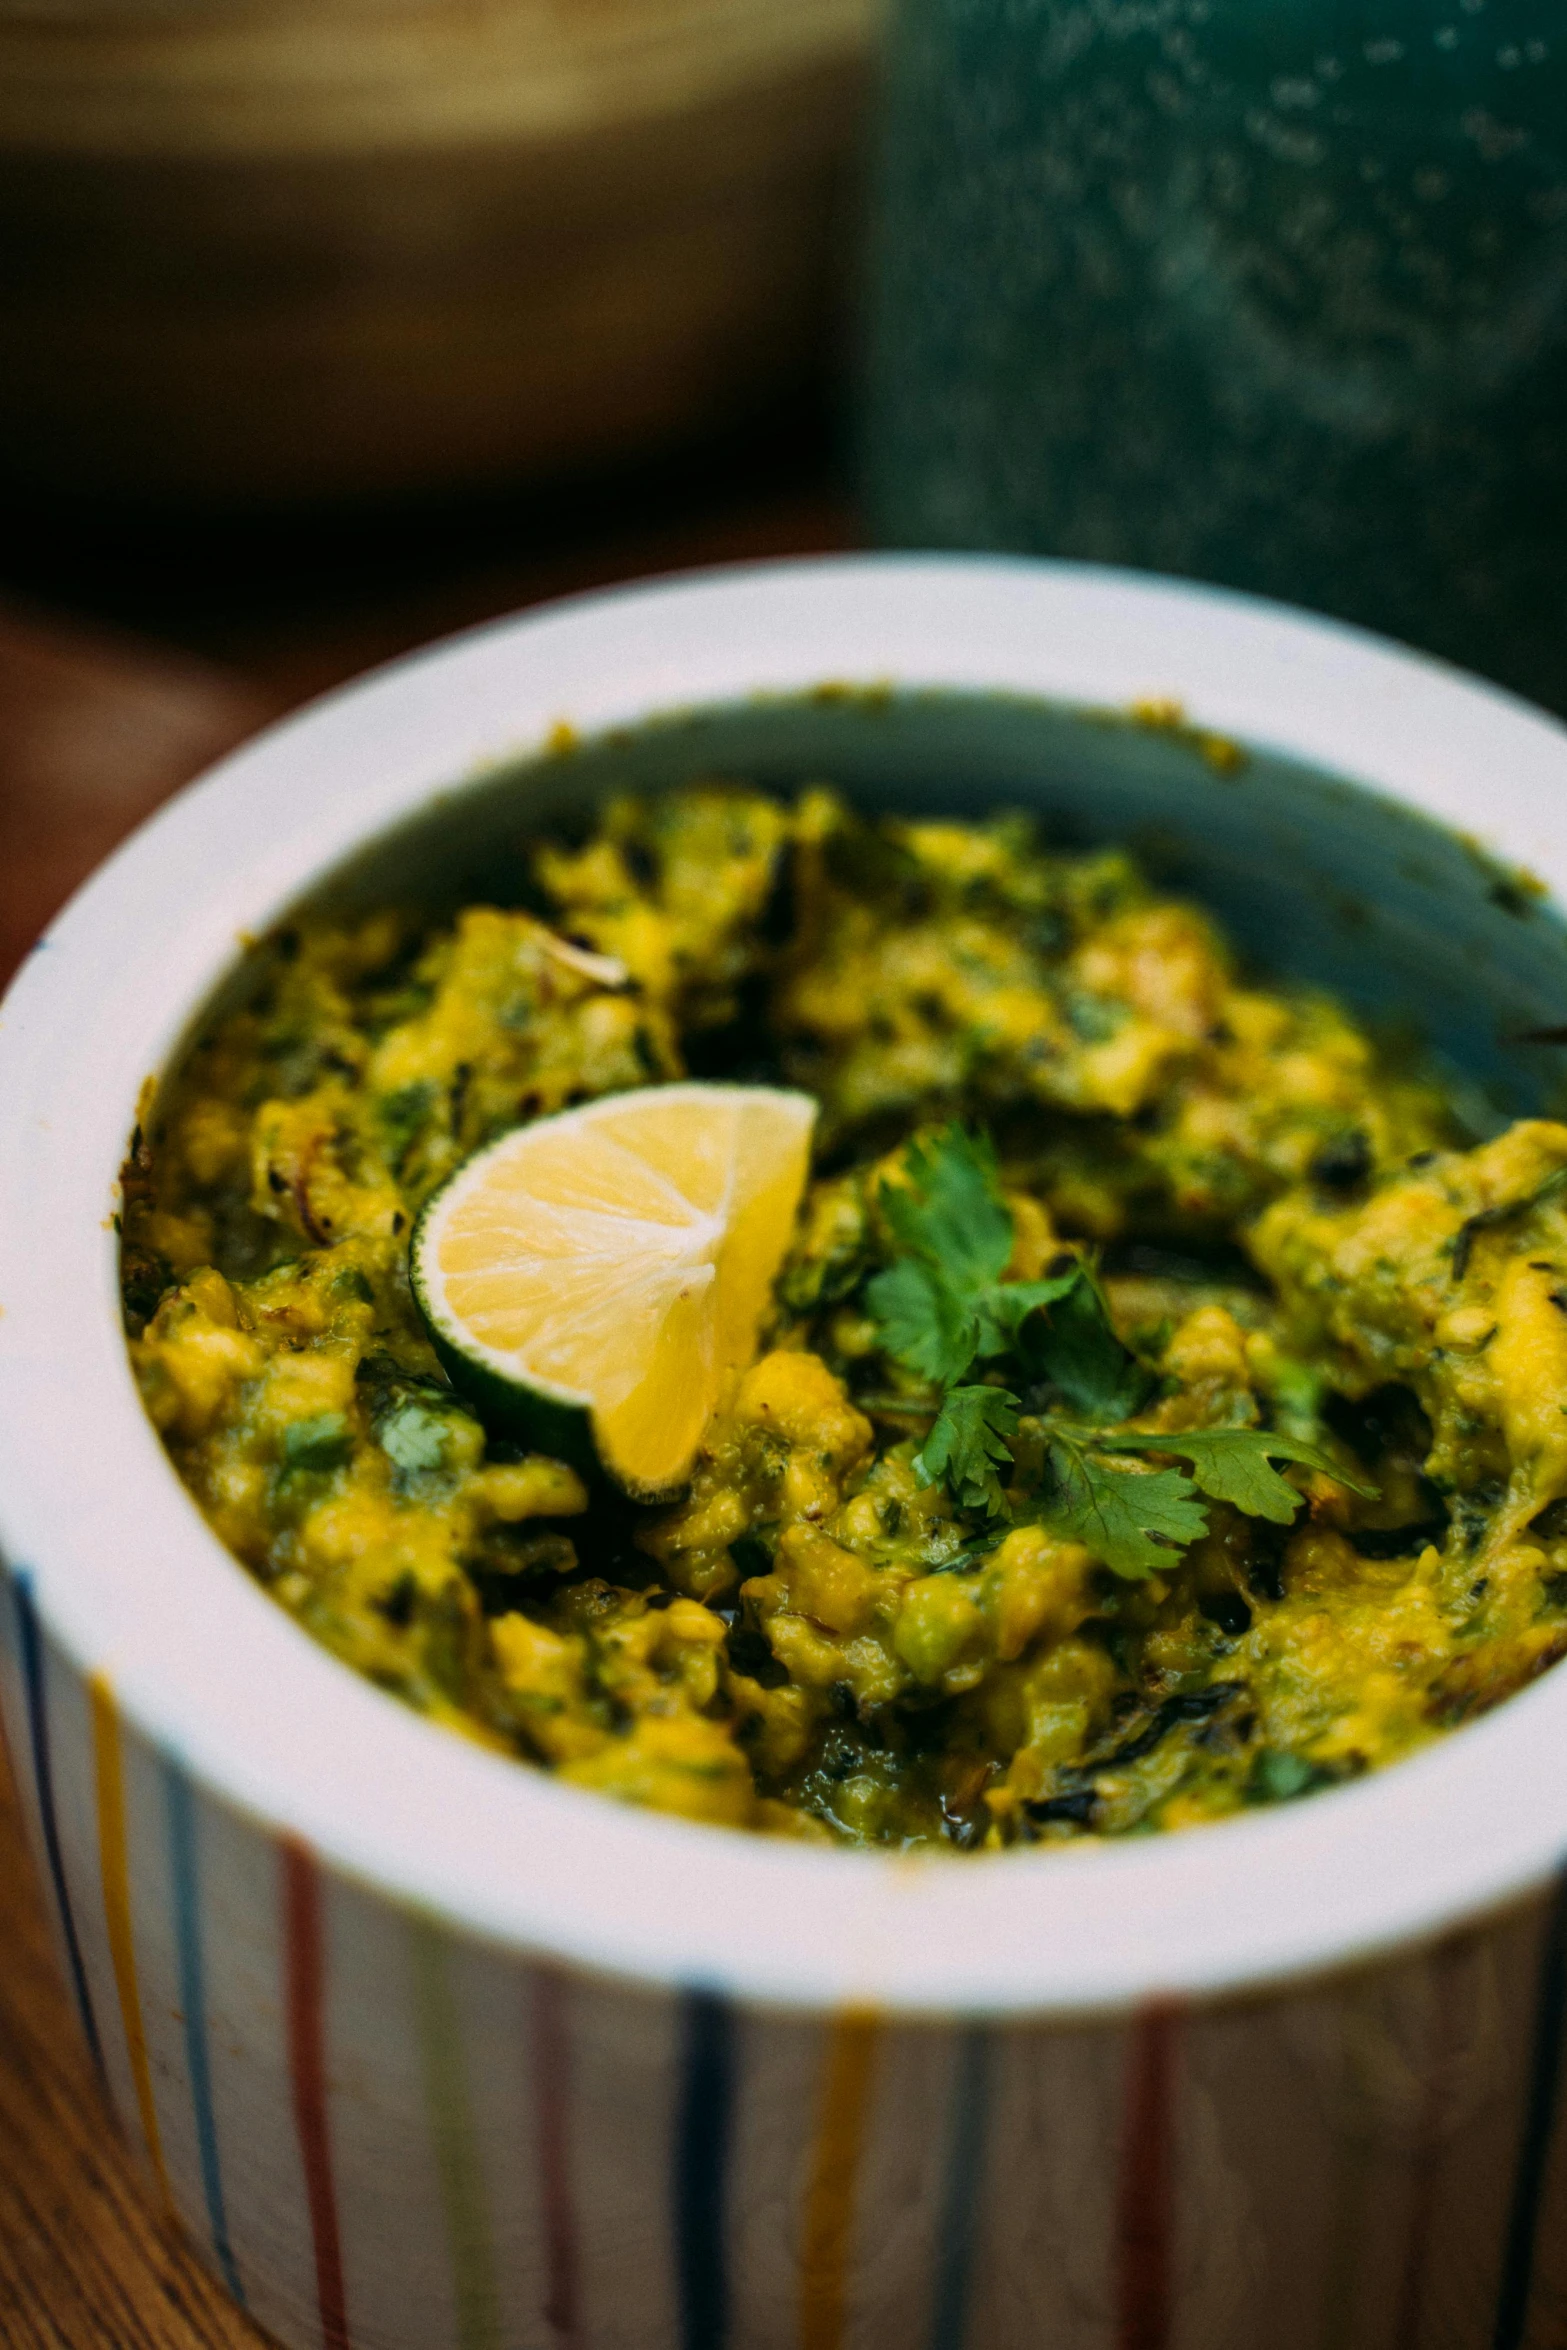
[865,1125,1079,1389]
[1040,1430,1210,1580]
[867,1254,985,1386]
[868,1124,1374,1579]
[913,1385,1019,1516]
[1018,1262,1152,1421]
[1085,1424,1371,1524]
[878,1125,1012,1295]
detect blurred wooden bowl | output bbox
[0,0,878,510]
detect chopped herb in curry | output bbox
[121,787,1567,1848]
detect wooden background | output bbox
[0,455,852,2349]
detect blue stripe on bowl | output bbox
[11,1569,104,2079]
[928,2027,991,2350]
[676,1989,736,2350]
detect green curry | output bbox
[122,788,1567,1847]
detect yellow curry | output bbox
[122,788,1567,1847]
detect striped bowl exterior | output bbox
[7,1558,1567,2350]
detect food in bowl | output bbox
[122,784,1567,1849]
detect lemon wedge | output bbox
[411,1083,816,1496]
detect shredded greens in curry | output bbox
[121,788,1567,1848]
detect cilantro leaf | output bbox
[973,1269,1082,1360]
[866,1128,1151,1431]
[856,1115,1375,1572]
[879,1125,1014,1293]
[1091,1426,1377,1524]
[1042,1435,1210,1579]
[870,1125,1030,1381]
[865,1257,978,1385]
[1023,1268,1153,1422]
[914,1385,1020,1516]
[870,1256,1082,1385]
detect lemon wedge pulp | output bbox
[411,1083,817,1496]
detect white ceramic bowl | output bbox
[5,557,1567,2350]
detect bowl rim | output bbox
[6,550,1567,2020]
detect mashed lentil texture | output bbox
[122,788,1567,1847]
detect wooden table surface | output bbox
[0,463,853,2350]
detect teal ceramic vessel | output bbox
[866,1,1567,711]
